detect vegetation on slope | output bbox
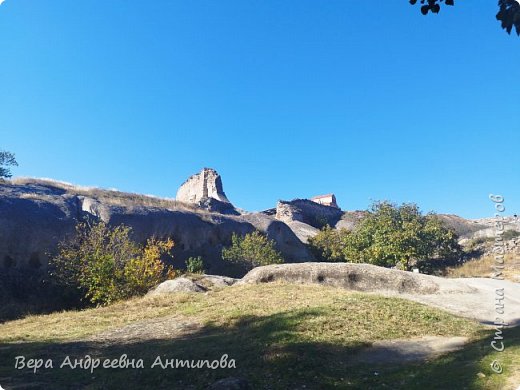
[446,253,520,282]
[49,221,176,305]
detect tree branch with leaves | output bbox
[410,0,520,35]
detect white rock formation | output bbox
[176,168,230,204]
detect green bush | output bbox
[308,225,349,262]
[49,221,176,305]
[185,256,205,274]
[308,201,462,271]
[222,231,284,270]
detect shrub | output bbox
[185,256,205,274]
[308,201,462,271]
[124,237,177,296]
[222,231,284,270]
[49,221,175,305]
[308,225,349,262]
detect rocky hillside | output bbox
[1,169,518,277]
[0,175,312,276]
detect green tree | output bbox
[0,150,18,179]
[50,221,176,305]
[309,201,462,271]
[308,225,350,262]
[222,231,284,270]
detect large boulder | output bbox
[239,262,441,295]
[148,274,238,295]
[148,277,206,295]
[190,274,238,289]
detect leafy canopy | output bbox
[309,201,462,271]
[222,231,284,270]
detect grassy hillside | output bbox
[447,253,520,282]
[0,283,517,389]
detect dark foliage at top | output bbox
[410,0,520,36]
[497,0,520,35]
[409,0,454,15]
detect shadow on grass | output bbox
[0,311,518,389]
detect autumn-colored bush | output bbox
[50,221,175,305]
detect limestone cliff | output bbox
[0,178,313,276]
[176,168,230,204]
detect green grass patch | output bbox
[0,283,515,389]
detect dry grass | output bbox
[3,283,520,389]
[446,253,520,282]
[9,177,201,212]
[0,283,480,344]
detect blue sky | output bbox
[1,1,519,218]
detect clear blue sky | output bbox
[1,1,519,219]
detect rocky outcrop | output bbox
[239,263,520,325]
[148,277,205,294]
[436,214,488,238]
[283,221,320,243]
[275,199,343,229]
[468,215,520,240]
[149,274,238,295]
[239,212,313,261]
[0,179,313,275]
[176,168,230,204]
[198,197,240,215]
[192,274,238,289]
[240,263,441,295]
[0,182,79,271]
[334,211,367,230]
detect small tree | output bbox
[222,231,284,270]
[185,256,205,274]
[50,221,176,305]
[0,150,18,179]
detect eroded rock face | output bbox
[0,179,314,276]
[275,199,343,229]
[239,262,440,295]
[176,168,230,204]
[0,182,79,270]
